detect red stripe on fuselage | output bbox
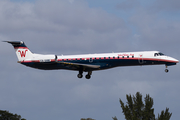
[19,56,178,64]
[19,60,40,63]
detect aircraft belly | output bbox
[21,62,97,71]
[21,58,169,71]
[105,59,139,67]
[21,62,65,70]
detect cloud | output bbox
[130,9,180,56]
[116,0,180,55]
[116,0,140,11]
[151,0,180,12]
[0,0,131,55]
[68,0,74,4]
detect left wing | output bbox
[56,61,100,71]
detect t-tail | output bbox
[4,41,33,62]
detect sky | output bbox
[0,0,180,120]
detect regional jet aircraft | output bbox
[5,41,179,79]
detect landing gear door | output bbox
[138,54,144,64]
[54,55,58,62]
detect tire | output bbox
[85,75,91,79]
[165,69,169,73]
[77,74,83,78]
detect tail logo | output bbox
[18,50,28,57]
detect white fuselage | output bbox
[5,41,179,79]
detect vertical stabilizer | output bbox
[4,41,33,61]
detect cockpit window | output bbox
[154,52,165,56]
[159,52,164,56]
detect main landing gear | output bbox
[77,71,92,79]
[77,70,83,78]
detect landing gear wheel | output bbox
[78,69,83,78]
[165,69,169,73]
[77,74,83,78]
[85,74,91,79]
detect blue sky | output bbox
[1,0,180,120]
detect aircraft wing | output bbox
[20,59,100,71]
[56,61,100,71]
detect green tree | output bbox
[112,116,118,120]
[81,118,95,120]
[157,108,172,120]
[0,110,26,120]
[114,92,172,120]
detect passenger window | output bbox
[127,56,129,58]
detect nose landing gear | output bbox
[165,65,169,73]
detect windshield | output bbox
[154,52,165,56]
[159,52,164,56]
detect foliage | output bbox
[112,116,118,120]
[81,118,95,120]
[157,108,172,120]
[115,92,172,120]
[0,110,26,120]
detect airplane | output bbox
[4,41,179,79]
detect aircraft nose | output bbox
[170,57,179,63]
[174,58,179,63]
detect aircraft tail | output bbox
[4,41,33,61]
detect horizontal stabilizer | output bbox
[3,41,27,48]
